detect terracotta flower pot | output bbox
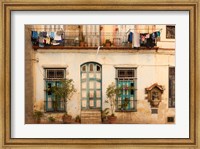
[80,41,85,47]
[108,115,117,124]
[105,42,111,47]
[62,115,72,124]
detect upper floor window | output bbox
[166,25,175,39]
[169,67,175,108]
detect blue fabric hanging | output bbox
[128,32,133,43]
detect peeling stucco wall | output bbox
[33,50,175,123]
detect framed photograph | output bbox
[0,0,199,148]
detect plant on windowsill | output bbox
[49,79,76,123]
[33,110,43,124]
[104,39,112,47]
[106,82,120,124]
[48,116,56,124]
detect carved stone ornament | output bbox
[145,83,164,108]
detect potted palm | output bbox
[33,110,43,124]
[50,79,76,123]
[106,82,120,124]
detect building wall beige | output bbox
[27,24,175,124]
[34,49,175,123]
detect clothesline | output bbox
[126,28,163,33]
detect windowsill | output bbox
[115,110,137,112]
[44,111,65,113]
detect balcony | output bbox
[32,31,162,51]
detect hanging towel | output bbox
[54,32,62,41]
[39,37,44,47]
[156,31,161,41]
[31,31,39,45]
[151,32,157,39]
[156,31,161,37]
[49,32,55,39]
[31,31,38,39]
[39,32,43,37]
[140,33,147,46]
[45,37,51,45]
[133,32,140,48]
[145,34,150,39]
[128,32,133,43]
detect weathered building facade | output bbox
[25,25,175,124]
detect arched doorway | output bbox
[80,62,102,110]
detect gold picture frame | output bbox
[0,0,199,148]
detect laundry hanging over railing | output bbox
[31,28,162,48]
[127,30,161,48]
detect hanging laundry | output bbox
[128,32,133,43]
[156,31,161,37]
[140,33,148,46]
[39,37,44,47]
[146,34,156,48]
[145,34,150,39]
[151,32,157,39]
[133,32,140,48]
[31,31,38,39]
[54,32,62,41]
[156,31,161,41]
[43,32,47,37]
[49,32,55,39]
[31,31,39,45]
[39,32,43,37]
[45,37,51,45]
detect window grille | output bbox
[45,69,65,80]
[44,68,66,112]
[116,68,137,111]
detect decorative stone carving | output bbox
[145,83,164,108]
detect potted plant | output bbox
[79,40,85,47]
[62,112,72,124]
[79,35,85,47]
[48,116,56,123]
[50,79,76,112]
[75,115,81,123]
[101,108,110,123]
[106,82,120,124]
[33,110,43,124]
[105,39,112,47]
